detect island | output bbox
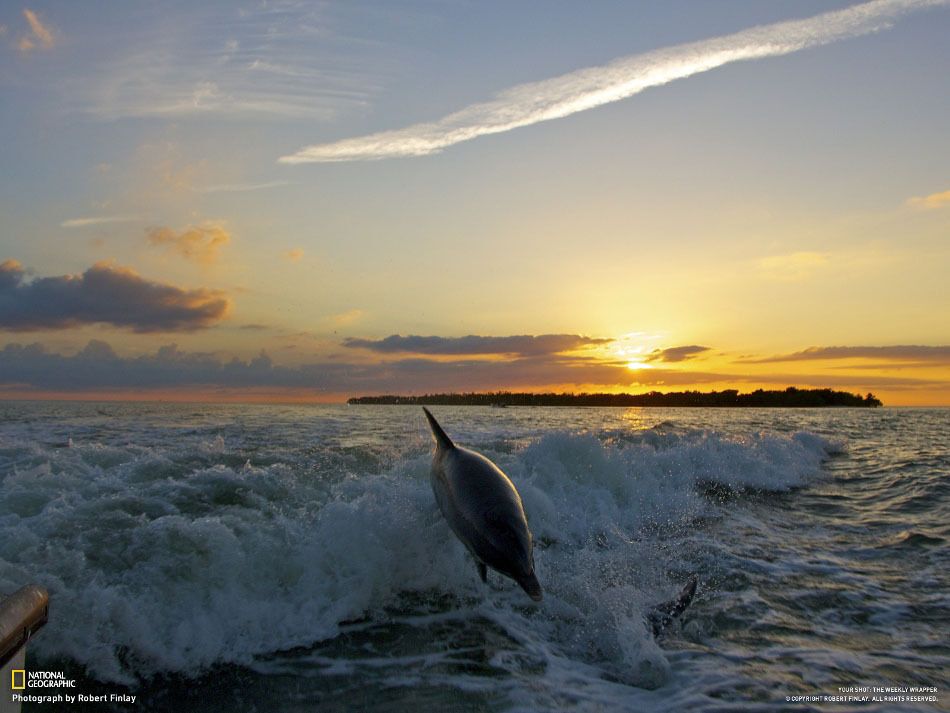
[348,387,883,407]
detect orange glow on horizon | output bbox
[1,383,948,406]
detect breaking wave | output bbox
[0,418,840,695]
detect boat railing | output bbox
[1,585,49,713]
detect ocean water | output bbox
[1,402,947,712]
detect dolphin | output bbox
[423,407,542,601]
[648,576,698,636]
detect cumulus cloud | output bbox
[905,188,950,210]
[744,345,950,364]
[280,0,947,163]
[0,259,230,332]
[645,345,711,363]
[17,8,55,53]
[343,333,611,356]
[146,223,231,265]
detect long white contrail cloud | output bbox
[280,0,946,164]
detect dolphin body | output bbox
[423,408,542,601]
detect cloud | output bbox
[756,251,830,281]
[0,259,230,332]
[284,248,305,262]
[17,8,55,53]
[0,340,944,397]
[0,341,626,392]
[80,4,380,119]
[60,215,143,229]
[343,333,611,356]
[280,0,947,163]
[905,188,950,210]
[326,309,363,328]
[23,9,53,46]
[146,223,231,265]
[632,368,945,392]
[744,345,950,364]
[194,180,292,194]
[645,345,711,363]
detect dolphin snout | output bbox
[518,571,543,601]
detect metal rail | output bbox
[0,586,48,670]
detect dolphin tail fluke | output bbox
[648,575,697,636]
[423,407,455,450]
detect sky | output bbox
[1,0,948,405]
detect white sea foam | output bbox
[0,423,839,693]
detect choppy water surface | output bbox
[1,403,947,711]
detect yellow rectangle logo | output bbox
[11,669,25,690]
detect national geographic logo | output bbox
[8,668,137,706]
[8,669,76,689]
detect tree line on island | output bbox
[348,387,882,407]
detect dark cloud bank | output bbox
[645,345,711,363]
[0,340,627,393]
[343,334,610,356]
[745,345,950,364]
[0,340,942,396]
[0,260,230,332]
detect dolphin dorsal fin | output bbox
[423,407,455,450]
[649,575,698,636]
